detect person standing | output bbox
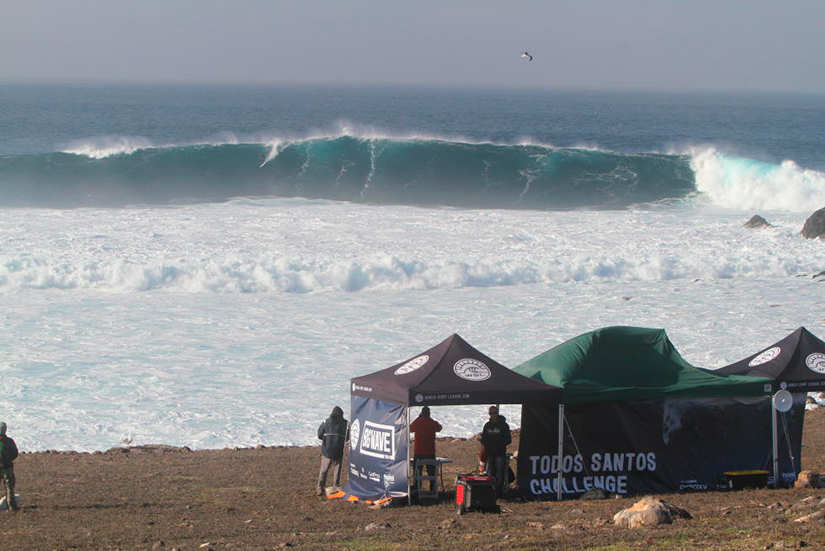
[0,422,19,511]
[409,406,442,493]
[316,406,348,496]
[481,406,511,497]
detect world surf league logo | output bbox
[749,347,781,367]
[453,358,491,381]
[394,355,429,376]
[806,353,825,375]
[358,421,396,460]
[349,419,361,451]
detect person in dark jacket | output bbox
[316,406,348,496]
[0,422,19,511]
[481,406,511,496]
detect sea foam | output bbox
[0,199,820,294]
[691,147,825,213]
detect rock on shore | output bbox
[801,207,825,239]
[743,215,773,229]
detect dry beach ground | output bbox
[4,408,825,551]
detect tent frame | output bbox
[391,402,565,503]
[771,404,780,488]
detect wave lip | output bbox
[62,136,154,159]
[0,136,696,209]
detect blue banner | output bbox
[343,395,409,500]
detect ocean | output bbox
[0,83,823,452]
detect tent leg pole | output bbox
[556,404,564,502]
[772,403,779,489]
[407,406,412,505]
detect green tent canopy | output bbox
[514,326,772,404]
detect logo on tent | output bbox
[350,419,361,451]
[806,353,825,374]
[748,347,781,367]
[359,421,396,460]
[394,355,429,375]
[453,358,491,381]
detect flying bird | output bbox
[521,51,533,61]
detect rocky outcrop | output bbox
[794,470,821,489]
[613,496,692,528]
[801,207,825,239]
[743,215,773,229]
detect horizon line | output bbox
[0,78,823,97]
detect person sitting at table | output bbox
[410,406,442,493]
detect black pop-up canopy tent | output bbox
[342,333,563,503]
[513,326,774,500]
[715,327,825,487]
[716,327,825,392]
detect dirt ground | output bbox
[4,408,825,551]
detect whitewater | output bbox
[0,85,823,452]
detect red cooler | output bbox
[455,474,498,514]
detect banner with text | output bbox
[518,397,803,500]
[342,395,409,501]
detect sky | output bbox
[2,0,824,93]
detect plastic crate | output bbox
[723,470,769,490]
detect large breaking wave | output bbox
[1,135,822,211]
[0,136,694,209]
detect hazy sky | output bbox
[3,0,824,92]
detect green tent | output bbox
[514,326,772,404]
